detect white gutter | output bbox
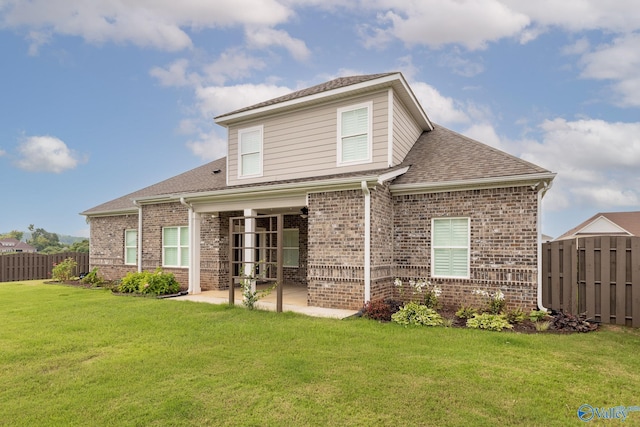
[361,181,371,303]
[132,200,143,273]
[390,172,556,195]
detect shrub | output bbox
[466,313,513,332]
[394,278,442,308]
[117,269,180,296]
[80,267,104,286]
[51,257,77,282]
[363,299,392,321]
[505,307,526,324]
[529,309,550,322]
[391,302,443,327]
[472,289,506,314]
[455,305,478,319]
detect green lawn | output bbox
[1,281,640,426]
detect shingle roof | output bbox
[555,211,640,240]
[394,125,549,185]
[81,157,227,214]
[215,73,397,119]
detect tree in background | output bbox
[0,230,24,241]
[68,239,89,253]
[27,224,63,253]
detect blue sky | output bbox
[1,1,639,238]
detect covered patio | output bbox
[171,282,358,319]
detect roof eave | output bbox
[390,172,556,195]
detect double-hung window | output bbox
[124,229,137,265]
[163,226,189,268]
[337,102,372,165]
[283,228,299,268]
[432,218,470,278]
[238,125,263,178]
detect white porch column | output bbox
[244,208,257,293]
[189,210,201,294]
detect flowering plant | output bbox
[394,278,442,309]
[240,262,277,310]
[472,289,505,314]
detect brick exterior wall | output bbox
[307,189,365,310]
[393,186,539,310]
[88,184,540,310]
[88,214,139,281]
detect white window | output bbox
[124,229,137,265]
[238,125,263,177]
[283,228,299,268]
[432,218,470,279]
[163,226,189,268]
[337,102,372,165]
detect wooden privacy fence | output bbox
[0,252,89,282]
[542,236,640,327]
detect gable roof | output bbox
[391,125,553,191]
[0,238,36,252]
[82,74,554,217]
[215,72,432,131]
[555,211,640,240]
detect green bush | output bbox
[455,305,478,319]
[117,269,180,296]
[466,313,513,332]
[51,257,77,282]
[80,267,104,286]
[504,307,526,324]
[529,309,550,322]
[391,302,443,326]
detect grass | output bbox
[1,281,640,426]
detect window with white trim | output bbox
[431,218,470,278]
[337,102,372,165]
[283,228,299,268]
[163,226,189,268]
[124,229,137,265]
[238,125,263,177]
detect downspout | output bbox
[133,200,142,273]
[361,181,371,303]
[535,181,552,311]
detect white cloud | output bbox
[1,0,292,52]
[410,81,470,125]
[520,118,640,211]
[15,135,84,173]
[195,83,292,119]
[462,123,503,150]
[202,49,267,85]
[577,32,640,106]
[186,130,228,161]
[361,0,530,50]
[149,58,197,87]
[245,27,310,61]
[438,50,484,77]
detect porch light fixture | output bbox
[300,207,308,218]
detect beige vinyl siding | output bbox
[227,91,389,186]
[392,93,423,165]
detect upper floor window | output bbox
[431,217,470,279]
[163,226,189,268]
[238,125,263,178]
[337,102,372,166]
[124,229,137,265]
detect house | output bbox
[82,72,555,310]
[0,238,37,253]
[554,211,640,240]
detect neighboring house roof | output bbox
[555,211,640,240]
[0,238,36,252]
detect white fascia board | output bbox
[574,216,631,236]
[80,208,138,218]
[390,172,556,195]
[215,74,406,126]
[393,75,433,131]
